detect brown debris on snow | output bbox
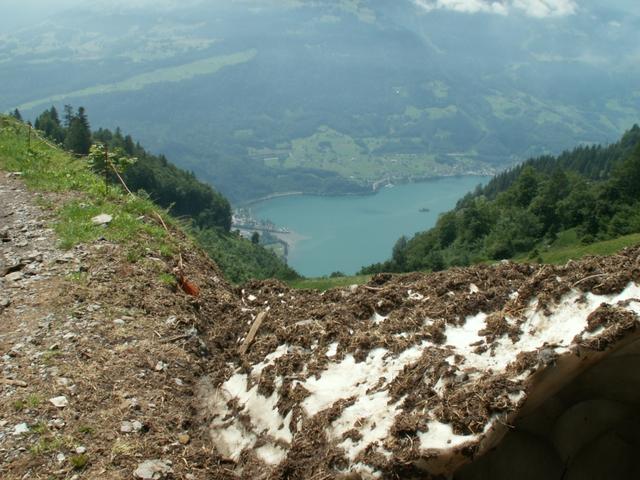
[201,246,640,479]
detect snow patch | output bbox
[371,311,388,325]
[256,443,287,465]
[332,391,400,460]
[301,346,424,416]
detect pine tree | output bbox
[63,104,74,128]
[64,106,92,155]
[34,106,65,144]
[10,108,22,121]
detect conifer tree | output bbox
[64,106,92,155]
[34,106,65,144]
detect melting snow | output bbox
[206,282,640,472]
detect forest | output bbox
[361,125,640,274]
[24,105,299,283]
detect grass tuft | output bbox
[0,116,179,262]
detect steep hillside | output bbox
[363,126,640,274]
[26,108,300,283]
[0,115,242,478]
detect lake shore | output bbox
[271,230,310,257]
[252,175,492,276]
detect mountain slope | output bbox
[362,125,640,274]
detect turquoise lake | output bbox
[253,176,491,277]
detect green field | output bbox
[288,274,371,290]
[517,229,640,265]
[260,125,485,182]
[18,49,257,112]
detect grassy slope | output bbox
[288,274,371,290]
[17,50,257,112]
[0,116,298,284]
[0,117,178,259]
[516,229,640,265]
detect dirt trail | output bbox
[0,172,240,479]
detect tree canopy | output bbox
[361,126,640,275]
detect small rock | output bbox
[133,459,173,479]
[91,213,113,226]
[86,303,101,312]
[22,252,43,263]
[49,396,69,408]
[113,319,125,326]
[0,297,11,308]
[56,252,75,263]
[49,418,66,429]
[4,271,23,282]
[56,452,65,464]
[154,361,167,372]
[178,434,190,445]
[12,423,29,435]
[76,446,87,454]
[121,420,143,433]
[174,378,184,386]
[120,421,134,433]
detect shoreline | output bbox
[270,230,309,257]
[235,172,494,207]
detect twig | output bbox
[362,285,384,291]
[108,159,134,196]
[572,273,608,287]
[154,212,170,232]
[161,333,192,344]
[1,378,28,387]
[238,311,267,355]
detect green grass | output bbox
[77,425,95,436]
[0,117,179,260]
[17,50,257,112]
[264,125,471,182]
[288,274,371,290]
[70,453,89,470]
[517,229,640,265]
[158,272,177,287]
[30,435,72,455]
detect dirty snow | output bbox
[206,281,640,473]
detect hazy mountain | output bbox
[2,0,638,201]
